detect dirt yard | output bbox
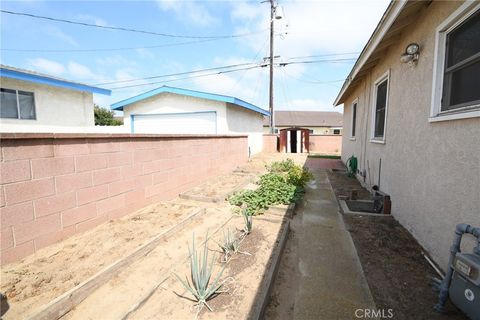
[0,202,200,319]
[0,152,306,320]
[180,173,253,199]
[327,169,467,320]
[128,212,289,320]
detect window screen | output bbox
[0,88,18,119]
[374,80,388,138]
[18,91,36,119]
[442,9,480,111]
[0,88,36,120]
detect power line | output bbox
[109,65,265,90]
[1,38,221,53]
[230,39,269,93]
[95,61,267,86]
[0,9,266,39]
[278,58,357,66]
[284,52,360,60]
[94,56,354,87]
[282,70,345,89]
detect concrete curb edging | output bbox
[269,203,296,219]
[27,207,206,320]
[250,217,292,320]
[339,200,392,217]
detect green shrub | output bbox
[257,173,297,205]
[229,160,312,215]
[286,165,313,188]
[267,159,296,172]
[229,190,269,216]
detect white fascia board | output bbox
[333,0,408,106]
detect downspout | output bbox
[434,223,480,313]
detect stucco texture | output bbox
[123,92,264,154]
[0,78,94,128]
[341,1,480,269]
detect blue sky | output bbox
[1,0,389,113]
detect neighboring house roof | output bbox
[0,65,111,95]
[111,85,270,116]
[334,0,426,106]
[263,111,343,127]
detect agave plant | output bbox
[218,228,240,262]
[242,208,253,235]
[175,234,225,312]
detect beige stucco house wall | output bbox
[0,65,112,133]
[0,78,94,129]
[338,1,480,269]
[117,89,266,155]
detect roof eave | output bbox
[0,67,111,96]
[333,0,408,106]
[111,85,269,116]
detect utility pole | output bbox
[268,0,275,134]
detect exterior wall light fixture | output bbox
[400,43,420,65]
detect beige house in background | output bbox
[263,111,343,135]
[335,0,479,270]
[0,65,111,132]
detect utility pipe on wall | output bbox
[435,223,480,313]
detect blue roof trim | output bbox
[111,85,269,116]
[0,68,111,96]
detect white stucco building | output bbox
[334,0,479,269]
[111,86,269,155]
[0,65,111,132]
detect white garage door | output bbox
[132,112,217,134]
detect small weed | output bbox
[218,228,240,262]
[242,208,253,235]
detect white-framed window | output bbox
[430,2,480,122]
[350,99,358,138]
[371,71,390,143]
[0,88,36,120]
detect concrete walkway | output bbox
[265,163,376,320]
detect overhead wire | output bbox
[1,38,223,53]
[229,38,270,94]
[284,52,360,60]
[0,9,267,39]
[108,65,266,90]
[93,56,355,87]
[95,61,267,86]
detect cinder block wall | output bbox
[0,134,248,265]
[262,134,278,153]
[309,135,342,155]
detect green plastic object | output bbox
[346,155,358,177]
